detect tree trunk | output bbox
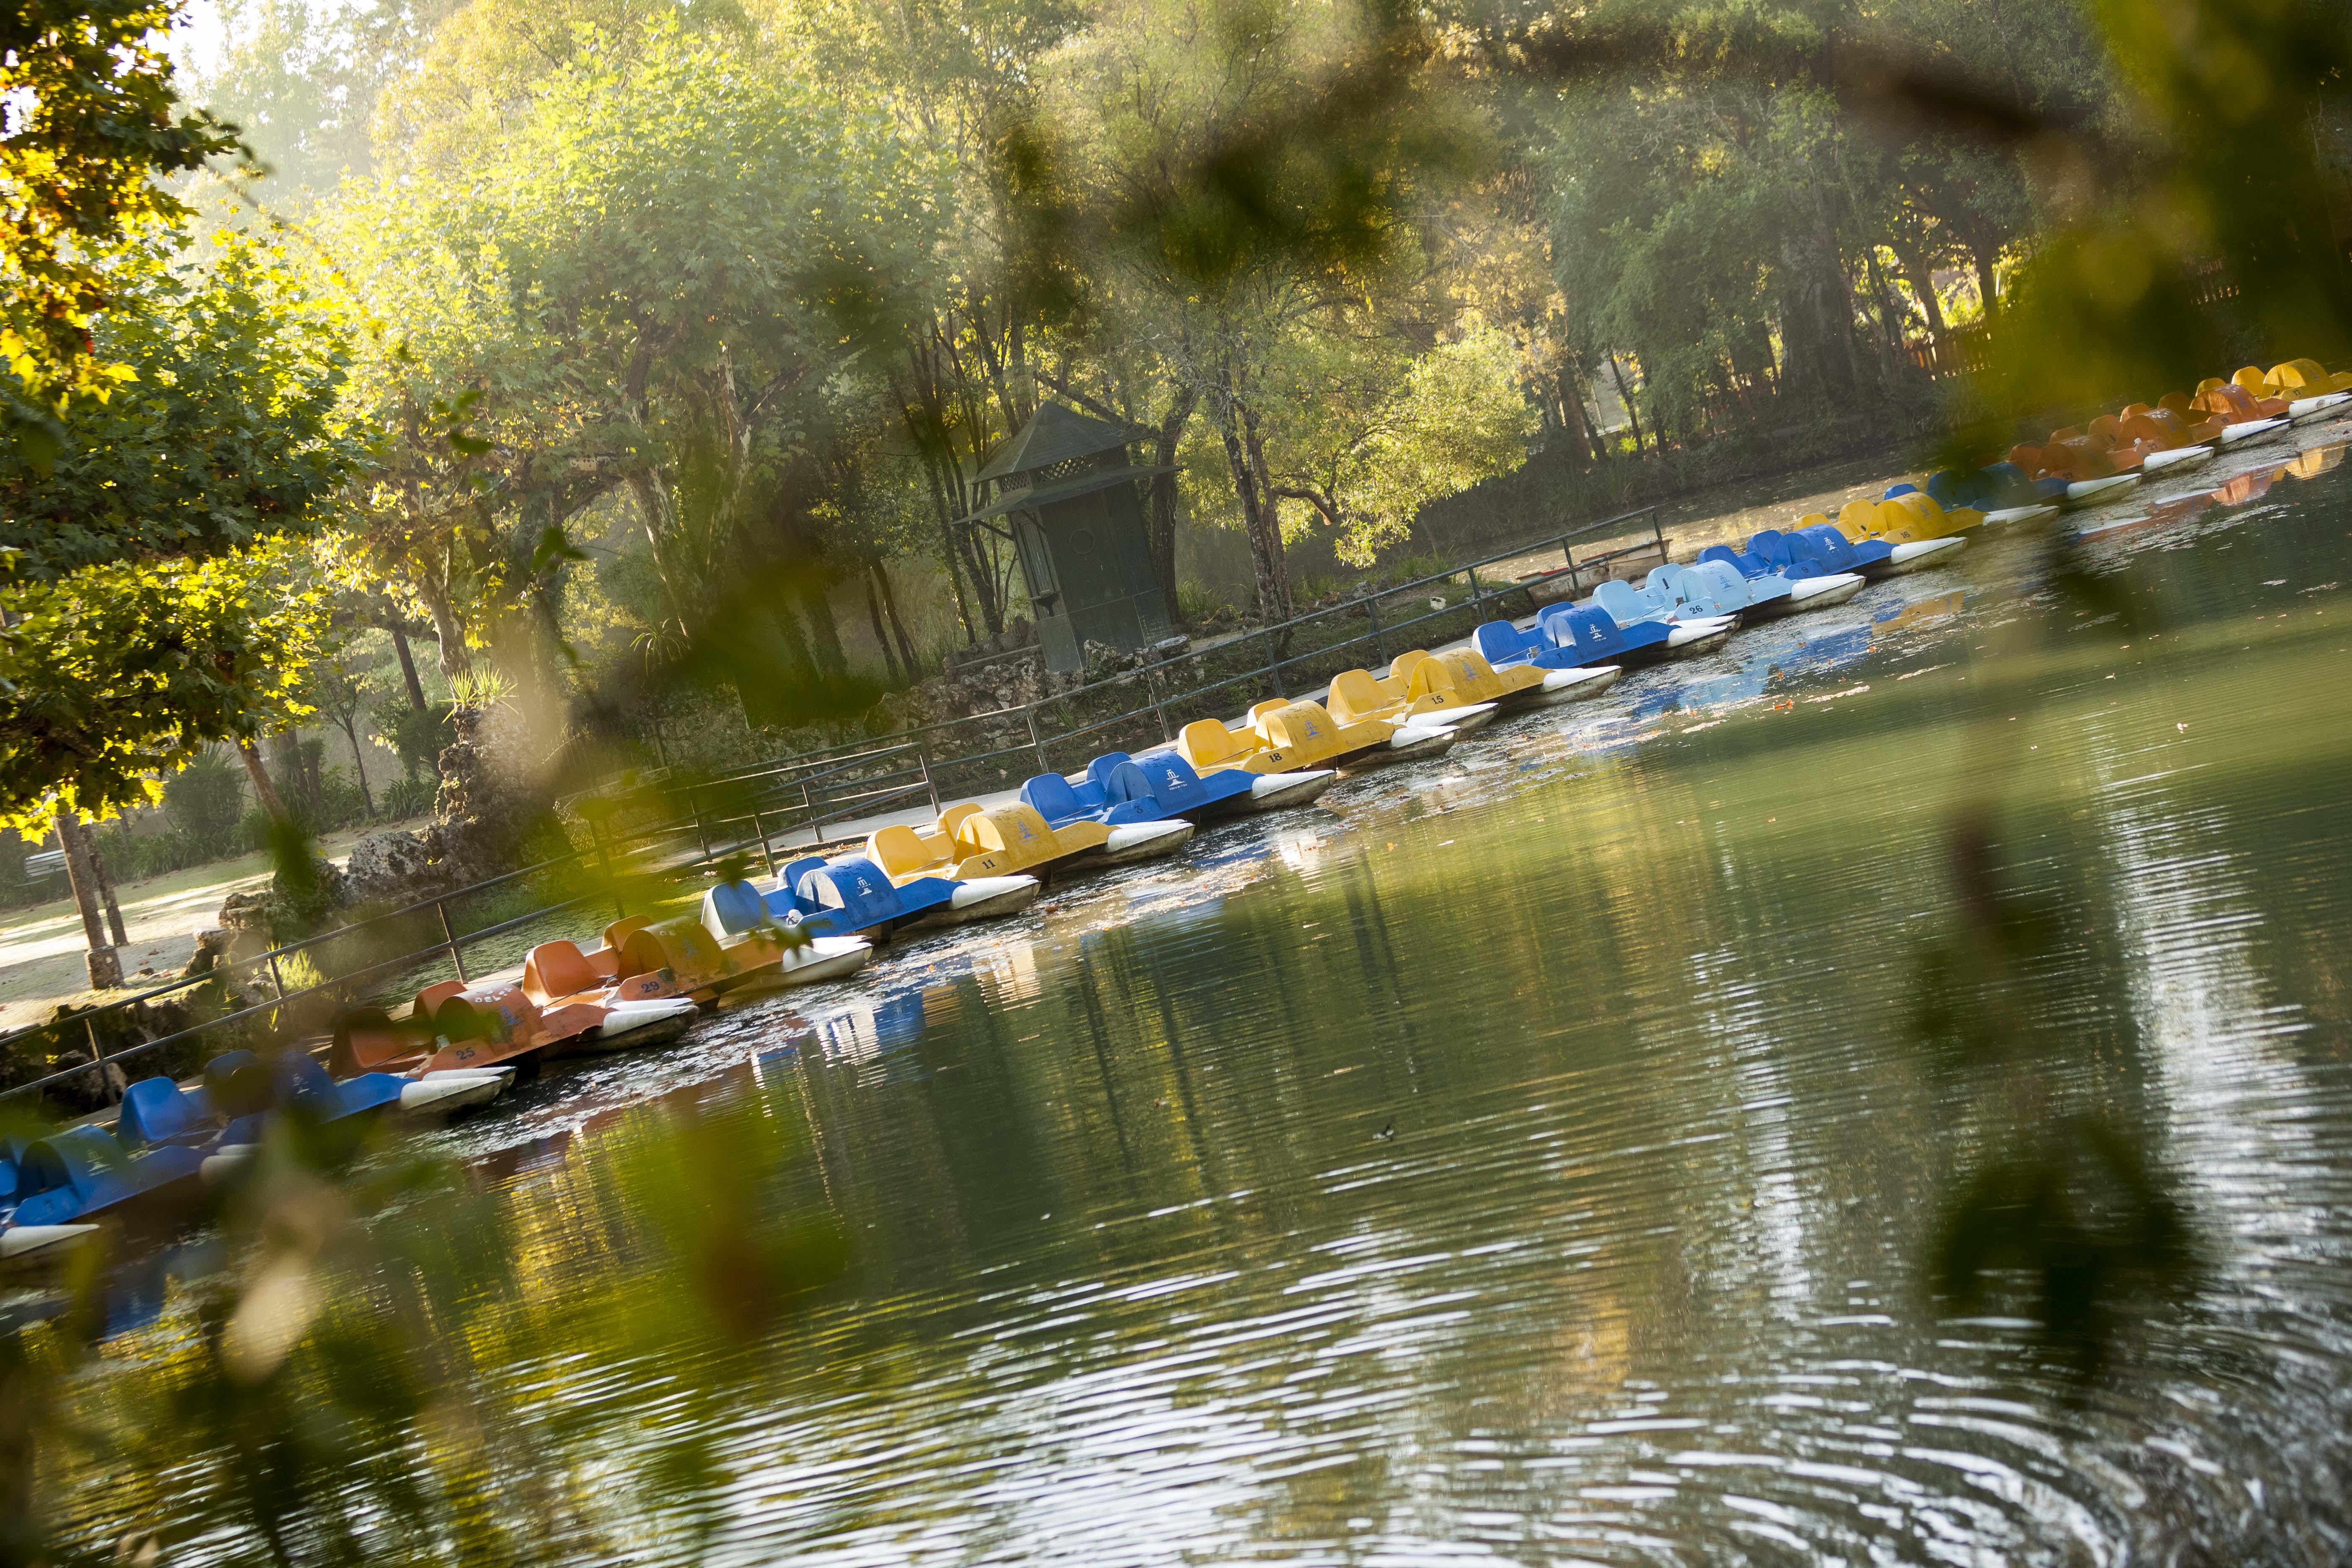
[55,813,122,989]
[388,618,428,710]
[797,570,847,679]
[1215,382,1290,625]
[237,736,290,823]
[1970,244,2000,320]
[1148,384,1200,622]
[862,566,905,686]
[876,562,923,677]
[419,584,471,682]
[1608,355,1645,456]
[84,828,128,946]
[340,718,376,819]
[1557,368,1597,466]
[1887,236,1948,339]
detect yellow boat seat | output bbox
[2195,376,2228,394]
[945,803,1079,876]
[1408,646,1542,705]
[1255,700,1390,768]
[1326,668,1399,727]
[938,801,982,837]
[2232,365,2271,394]
[2269,358,2352,395]
[868,822,951,883]
[1384,648,1431,684]
[1177,717,1267,774]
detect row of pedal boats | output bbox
[11,370,2347,1268]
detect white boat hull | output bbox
[1982,503,2061,528]
[2141,444,2214,474]
[1416,700,1497,732]
[2289,392,2350,423]
[1,1223,101,1262]
[940,875,1042,923]
[2217,417,2288,446]
[1662,616,1738,657]
[1785,572,1865,608]
[1350,725,1456,769]
[1242,770,1338,810]
[399,1074,507,1114]
[1881,536,1966,573]
[2063,474,2138,508]
[1093,819,1196,866]
[1526,665,1621,704]
[716,938,874,1006]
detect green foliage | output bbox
[376,773,439,821]
[164,750,249,839]
[0,0,241,459]
[0,235,357,581]
[0,542,329,830]
[370,696,455,780]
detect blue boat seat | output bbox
[9,1125,204,1228]
[118,1076,215,1150]
[704,878,770,937]
[1020,770,1088,826]
[1473,620,1544,667]
[793,855,905,930]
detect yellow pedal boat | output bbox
[1178,696,1456,778]
[866,801,1192,884]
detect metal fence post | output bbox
[800,781,819,845]
[1465,562,1482,617]
[84,1013,103,1071]
[917,745,941,813]
[752,810,777,878]
[1025,702,1050,774]
[267,952,286,999]
[437,899,469,985]
[1149,669,1173,741]
[692,790,710,860]
[1263,627,1287,698]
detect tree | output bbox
[308,655,379,820]
[1263,325,1536,566]
[0,0,240,458]
[0,234,356,830]
[0,543,328,828]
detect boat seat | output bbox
[955,804,1057,857]
[868,823,941,879]
[1592,579,1656,625]
[1257,700,1349,754]
[1085,752,1134,791]
[797,856,902,928]
[937,802,982,837]
[1474,621,1540,666]
[703,879,769,937]
[1327,669,1390,726]
[414,980,466,1019]
[524,940,603,1004]
[1384,649,1431,684]
[118,1076,209,1149]
[1098,758,1161,807]
[1178,718,1254,770]
[1020,771,1087,824]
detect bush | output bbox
[317,766,371,831]
[164,751,246,839]
[379,774,438,821]
[91,826,243,883]
[372,696,456,780]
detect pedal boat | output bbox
[598,889,874,1007]
[1179,698,1458,777]
[866,801,1192,884]
[332,975,700,1078]
[1082,748,1337,817]
[1691,538,1870,605]
[1917,464,2067,526]
[1590,579,1741,651]
[1476,600,1729,669]
[117,1047,508,1166]
[1829,494,1971,571]
[1323,661,1499,733]
[2256,359,2352,420]
[750,852,1039,940]
[1390,645,1620,708]
[2,1125,216,1266]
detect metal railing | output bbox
[1,505,1659,1106]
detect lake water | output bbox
[38,436,2352,1564]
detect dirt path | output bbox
[0,820,425,1032]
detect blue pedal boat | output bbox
[1689,543,1866,611]
[733,854,1040,941]
[116,1047,506,1160]
[1917,464,2065,524]
[1475,599,1723,670]
[2,1124,211,1265]
[1030,751,1336,826]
